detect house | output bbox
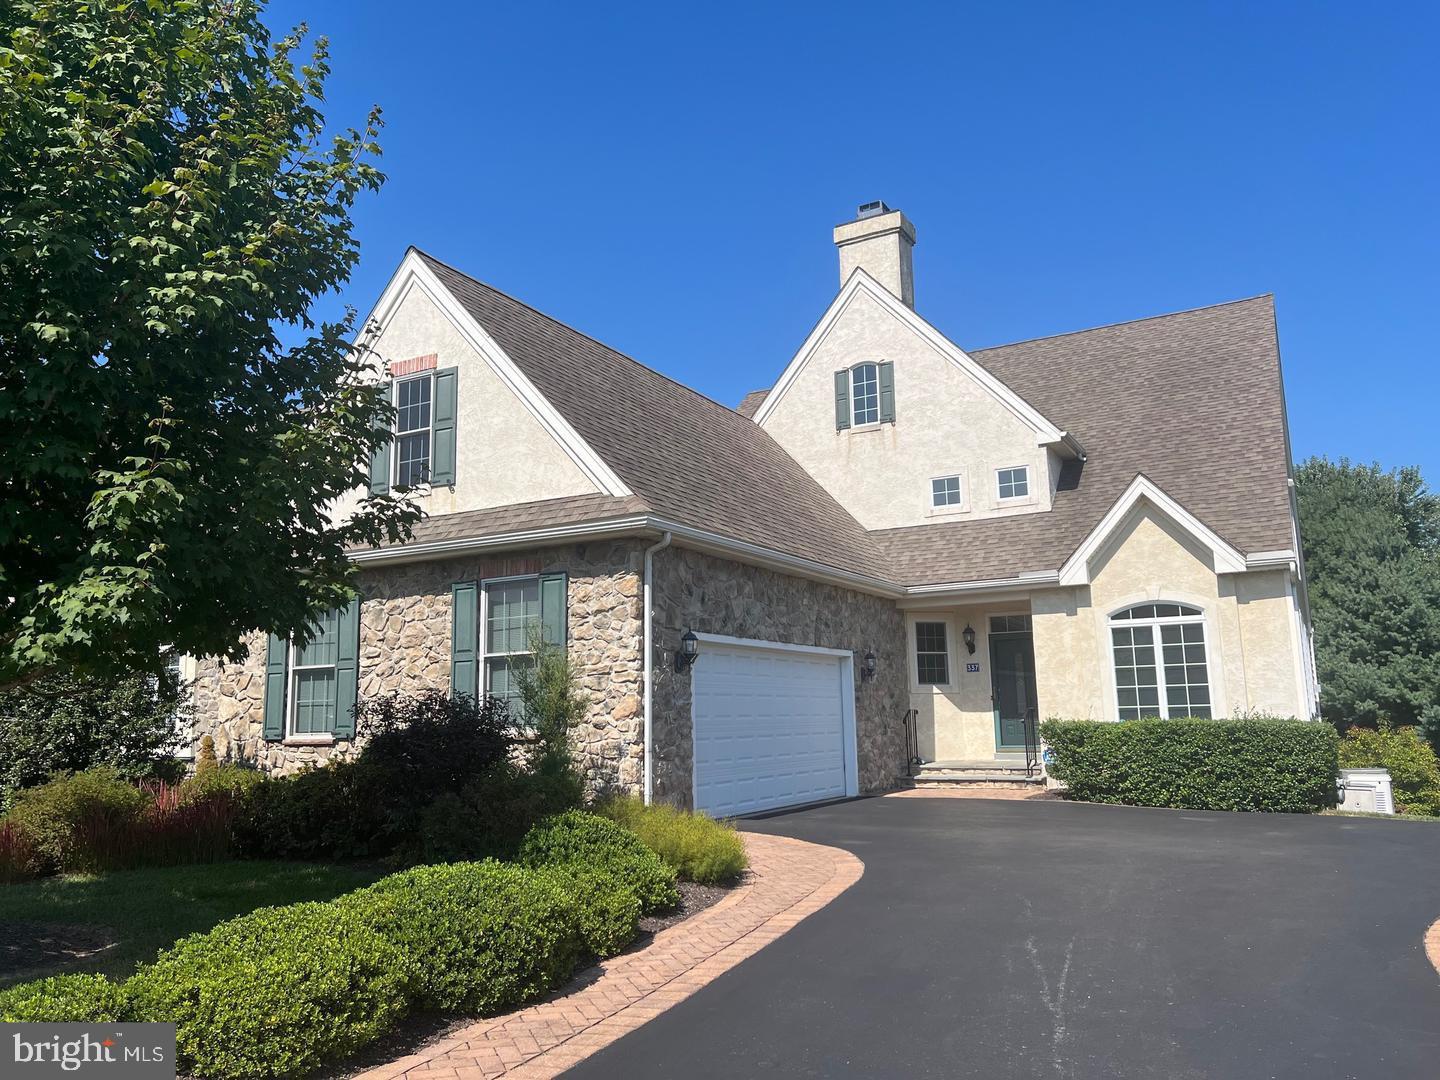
[187,202,1319,815]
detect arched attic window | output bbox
[1109,603,1212,720]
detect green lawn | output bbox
[0,860,386,986]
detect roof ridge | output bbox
[970,294,1275,354]
[412,247,751,419]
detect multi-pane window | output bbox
[1110,603,1211,720]
[931,475,963,508]
[485,577,541,712]
[290,609,340,735]
[915,621,950,685]
[395,375,432,488]
[997,466,1029,500]
[851,363,879,426]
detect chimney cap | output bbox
[856,200,892,220]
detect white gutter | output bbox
[348,515,651,565]
[641,531,672,805]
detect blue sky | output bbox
[268,1,1438,478]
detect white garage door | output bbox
[692,639,853,817]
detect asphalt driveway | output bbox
[567,796,1440,1079]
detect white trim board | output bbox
[751,267,1070,450]
[358,249,633,499]
[1057,475,1247,587]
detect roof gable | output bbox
[751,268,1068,446]
[417,251,886,579]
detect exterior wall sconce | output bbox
[962,625,977,654]
[861,651,877,681]
[675,630,700,673]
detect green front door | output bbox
[990,631,1037,752]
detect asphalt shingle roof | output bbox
[407,252,1295,590]
[419,252,886,579]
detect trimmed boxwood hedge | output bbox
[0,973,129,1021]
[126,901,411,1080]
[1041,717,1338,813]
[338,861,584,1013]
[519,810,680,913]
[0,811,674,1079]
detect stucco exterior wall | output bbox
[904,603,1027,761]
[330,283,599,526]
[189,541,645,789]
[1029,504,1306,723]
[649,547,909,807]
[759,288,1052,530]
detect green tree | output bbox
[0,666,188,809]
[0,0,418,691]
[1296,457,1440,745]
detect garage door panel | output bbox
[693,642,850,817]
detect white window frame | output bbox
[1107,603,1215,720]
[393,372,434,488]
[996,464,1031,502]
[849,362,880,427]
[911,618,954,689]
[929,473,965,511]
[481,574,541,707]
[286,615,341,740]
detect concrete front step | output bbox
[903,759,1046,790]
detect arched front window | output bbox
[1109,603,1211,720]
[850,362,879,426]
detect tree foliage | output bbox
[1295,457,1440,745]
[0,0,419,690]
[0,666,187,809]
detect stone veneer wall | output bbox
[188,540,646,789]
[648,547,909,807]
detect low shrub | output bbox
[233,759,389,861]
[0,973,129,1022]
[127,901,410,1080]
[180,763,263,804]
[519,811,679,913]
[0,818,42,883]
[341,861,582,1013]
[6,767,149,873]
[535,866,642,958]
[1338,726,1440,816]
[1040,716,1338,813]
[596,796,748,884]
[416,757,584,863]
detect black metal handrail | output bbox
[901,708,919,776]
[1023,706,1040,777]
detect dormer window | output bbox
[833,361,895,431]
[850,362,880,426]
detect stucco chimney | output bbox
[833,201,917,307]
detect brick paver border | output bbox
[357,832,863,1080]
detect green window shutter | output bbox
[450,581,479,700]
[333,597,361,739]
[878,361,896,423]
[834,369,851,431]
[430,367,458,486]
[368,380,393,496]
[263,633,287,742]
[539,573,568,648]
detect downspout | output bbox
[642,531,672,805]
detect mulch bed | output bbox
[316,876,737,1080]
[0,922,119,986]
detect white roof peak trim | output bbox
[1057,475,1248,587]
[751,267,1066,444]
[360,250,633,499]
